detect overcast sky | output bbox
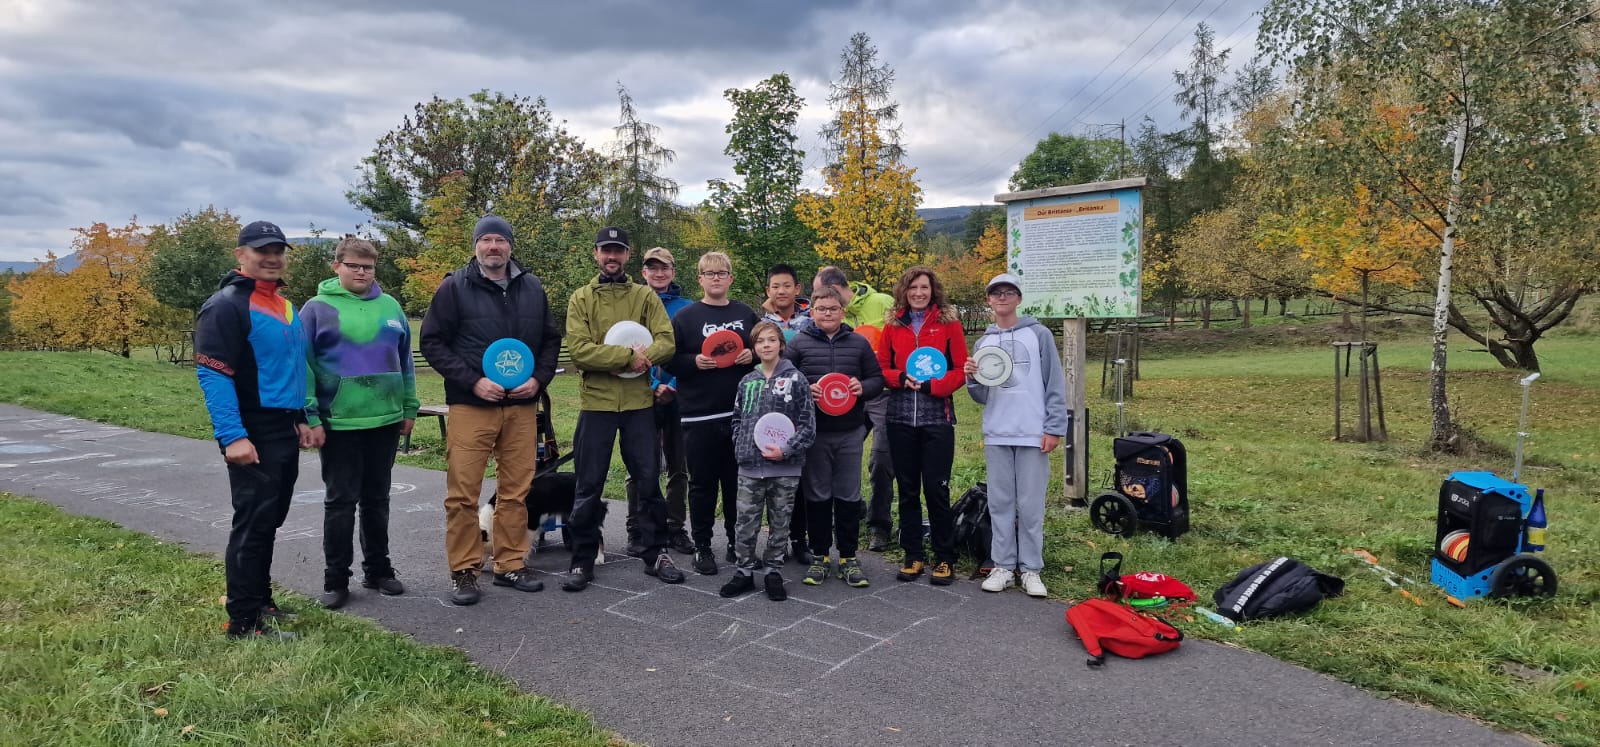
[0,0,1264,262]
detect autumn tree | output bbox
[932,222,1007,307]
[146,206,241,317]
[795,102,924,288]
[709,73,815,299]
[1261,0,1600,447]
[10,221,159,357]
[821,32,904,168]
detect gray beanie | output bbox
[473,215,514,247]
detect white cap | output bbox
[985,273,1022,294]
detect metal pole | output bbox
[1114,358,1128,437]
[1513,372,1540,481]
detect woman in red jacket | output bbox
[877,266,968,586]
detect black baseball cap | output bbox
[595,226,630,250]
[239,221,290,249]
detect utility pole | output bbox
[1085,121,1127,178]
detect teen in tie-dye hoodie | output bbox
[301,276,419,430]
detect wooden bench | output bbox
[407,404,450,453]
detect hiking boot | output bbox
[930,561,955,586]
[646,551,686,584]
[450,570,481,606]
[362,575,405,595]
[789,540,814,565]
[982,567,1015,593]
[802,560,830,586]
[764,571,787,601]
[719,573,756,598]
[318,588,350,609]
[226,620,296,641]
[896,559,925,582]
[692,548,719,576]
[669,531,695,555]
[492,568,545,592]
[559,566,593,592]
[260,602,296,621]
[867,528,890,552]
[1020,571,1048,598]
[838,557,869,588]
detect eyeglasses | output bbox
[340,262,376,274]
[699,270,732,279]
[811,305,843,314]
[987,288,1020,299]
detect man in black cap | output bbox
[195,219,320,639]
[420,215,563,606]
[560,226,685,591]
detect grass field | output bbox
[0,324,1596,744]
[0,494,618,746]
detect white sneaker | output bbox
[1020,571,1048,597]
[981,567,1015,592]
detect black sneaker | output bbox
[789,540,815,565]
[559,566,593,592]
[625,539,649,558]
[318,588,349,609]
[692,548,718,575]
[764,571,787,601]
[646,552,686,584]
[720,573,756,598]
[669,531,695,555]
[492,568,545,592]
[867,529,890,552]
[450,570,481,606]
[226,620,296,641]
[725,544,737,563]
[260,602,296,621]
[362,575,405,595]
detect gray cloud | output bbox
[0,0,1264,261]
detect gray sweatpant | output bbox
[985,444,1048,573]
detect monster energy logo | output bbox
[739,378,765,413]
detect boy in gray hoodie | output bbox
[724,321,816,600]
[963,274,1069,598]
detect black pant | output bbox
[320,423,401,590]
[224,434,299,625]
[684,418,738,551]
[625,400,688,537]
[889,423,956,563]
[808,498,861,558]
[570,408,667,569]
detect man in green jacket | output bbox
[561,226,686,591]
[303,236,420,610]
[814,266,898,552]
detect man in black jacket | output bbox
[420,215,562,606]
[783,285,885,588]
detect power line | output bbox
[923,0,1202,194]
[1072,0,1236,128]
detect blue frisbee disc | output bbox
[905,346,948,382]
[483,338,534,389]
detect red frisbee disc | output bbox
[702,329,744,368]
[816,372,858,416]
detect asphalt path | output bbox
[0,404,1531,747]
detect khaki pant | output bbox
[444,403,539,574]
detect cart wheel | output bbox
[1090,491,1139,537]
[1488,554,1557,598]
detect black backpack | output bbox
[951,483,993,565]
[1212,557,1345,622]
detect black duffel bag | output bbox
[1213,557,1344,622]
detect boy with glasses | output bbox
[664,252,758,575]
[302,236,419,609]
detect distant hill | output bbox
[0,252,82,274]
[918,205,987,239]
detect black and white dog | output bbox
[478,470,598,570]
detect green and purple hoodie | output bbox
[302,277,420,431]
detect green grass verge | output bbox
[1,332,1597,744]
[0,493,620,747]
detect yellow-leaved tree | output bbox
[795,97,923,288]
[10,220,159,357]
[932,222,1007,307]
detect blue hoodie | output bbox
[649,281,693,390]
